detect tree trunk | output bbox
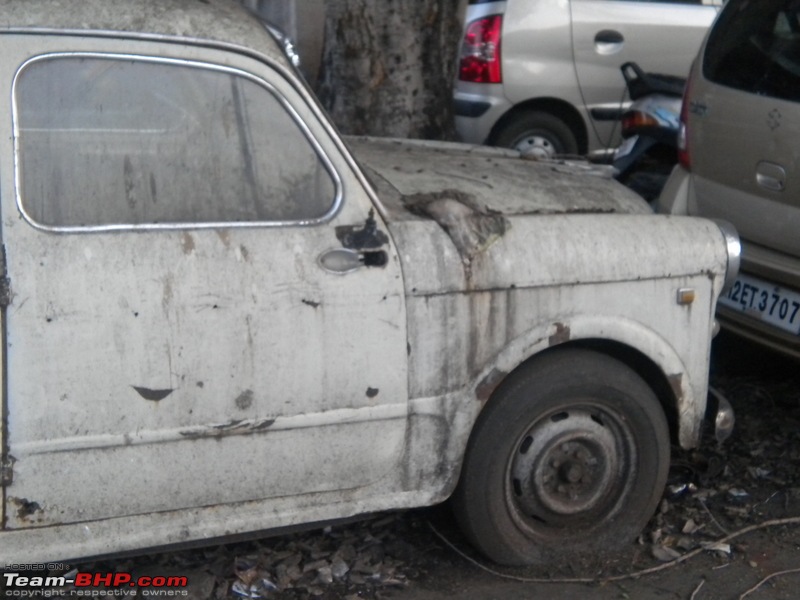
[316,0,467,140]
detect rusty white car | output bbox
[0,0,738,567]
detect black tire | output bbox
[492,111,579,157]
[452,349,670,566]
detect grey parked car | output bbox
[454,0,721,159]
[660,0,800,359]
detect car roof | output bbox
[0,0,288,66]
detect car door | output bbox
[570,0,719,148]
[0,35,408,528]
[690,0,800,259]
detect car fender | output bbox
[470,313,707,450]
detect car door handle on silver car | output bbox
[318,248,388,274]
[594,30,624,55]
[756,161,786,192]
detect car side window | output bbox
[704,0,800,102]
[14,55,338,230]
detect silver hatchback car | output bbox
[454,0,722,159]
[660,0,800,359]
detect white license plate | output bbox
[719,273,800,335]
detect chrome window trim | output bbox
[11,51,344,233]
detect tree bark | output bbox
[316,0,467,140]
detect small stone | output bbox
[651,545,681,562]
[676,537,695,551]
[303,559,329,573]
[682,519,700,534]
[331,558,350,580]
[307,586,324,596]
[349,573,366,585]
[279,553,302,569]
[701,542,731,556]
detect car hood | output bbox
[346,136,651,217]
[344,137,726,297]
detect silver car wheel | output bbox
[515,135,557,159]
[493,110,580,157]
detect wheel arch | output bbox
[487,98,589,155]
[453,327,676,565]
[555,340,680,444]
[470,317,706,451]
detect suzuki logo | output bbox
[689,101,708,117]
[767,108,782,131]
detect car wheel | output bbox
[493,111,579,158]
[452,349,670,566]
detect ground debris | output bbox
[222,517,417,597]
[66,513,429,600]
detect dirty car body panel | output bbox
[0,0,736,565]
[351,137,727,448]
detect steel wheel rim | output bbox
[507,402,635,534]
[514,134,556,158]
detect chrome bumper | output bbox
[708,386,735,444]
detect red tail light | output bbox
[459,15,503,84]
[677,67,694,170]
[621,111,661,137]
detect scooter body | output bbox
[613,62,684,200]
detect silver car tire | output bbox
[493,111,579,158]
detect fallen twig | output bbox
[689,578,704,600]
[698,497,730,536]
[427,516,800,585]
[738,567,800,599]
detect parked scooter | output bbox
[613,62,685,201]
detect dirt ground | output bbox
[21,331,800,600]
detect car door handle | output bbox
[756,161,786,192]
[594,30,624,55]
[318,248,388,274]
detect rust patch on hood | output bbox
[403,189,509,263]
[476,368,507,402]
[668,373,684,402]
[181,232,195,255]
[10,497,43,522]
[216,230,231,248]
[179,418,276,440]
[548,323,571,346]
